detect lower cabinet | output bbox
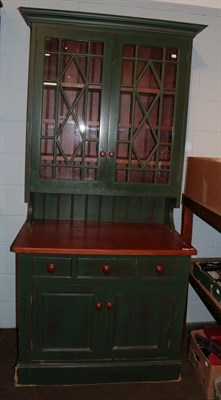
[15,254,189,385]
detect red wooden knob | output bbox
[109,151,115,157]
[100,151,106,157]
[102,265,112,275]
[96,302,103,311]
[106,302,113,310]
[155,265,165,275]
[47,263,56,273]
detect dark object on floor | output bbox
[0,329,206,400]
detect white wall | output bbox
[153,0,221,8]
[0,0,220,328]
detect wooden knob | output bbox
[100,151,106,157]
[102,265,112,275]
[96,302,103,311]
[106,302,113,310]
[155,265,165,275]
[47,263,56,273]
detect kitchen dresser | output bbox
[11,7,205,385]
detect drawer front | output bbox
[141,257,179,278]
[77,257,138,278]
[32,257,72,278]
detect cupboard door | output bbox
[28,26,192,199]
[105,283,178,360]
[31,283,105,361]
[107,33,191,197]
[30,27,113,193]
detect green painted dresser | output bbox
[11,7,205,385]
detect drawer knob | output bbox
[47,263,56,273]
[109,151,115,157]
[106,302,113,310]
[96,302,103,311]
[100,151,106,157]
[155,265,165,275]
[102,265,112,274]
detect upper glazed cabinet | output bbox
[21,8,205,199]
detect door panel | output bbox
[107,284,175,359]
[31,283,104,361]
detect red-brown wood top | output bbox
[10,220,197,255]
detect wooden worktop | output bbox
[11,220,197,256]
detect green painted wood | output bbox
[31,193,170,223]
[19,7,205,37]
[21,8,206,204]
[106,284,175,359]
[16,254,189,373]
[32,283,104,360]
[16,255,33,363]
[15,361,181,385]
[14,8,205,386]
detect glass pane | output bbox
[117,127,130,141]
[164,63,177,89]
[40,139,54,163]
[159,145,171,162]
[161,95,175,127]
[41,122,55,138]
[133,127,156,162]
[90,42,103,55]
[56,167,80,180]
[60,56,85,86]
[42,86,56,124]
[160,130,172,144]
[45,38,59,52]
[89,58,103,83]
[121,60,134,85]
[118,92,132,127]
[138,46,163,60]
[123,45,135,58]
[166,48,179,62]
[84,168,97,181]
[137,64,159,90]
[40,166,52,179]
[116,169,127,182]
[117,143,129,160]
[44,54,58,80]
[148,99,160,128]
[130,170,154,183]
[85,125,99,139]
[157,171,169,184]
[56,150,66,165]
[87,89,101,123]
[57,118,83,156]
[85,141,98,159]
[61,40,88,54]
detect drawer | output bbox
[32,257,72,278]
[141,257,178,278]
[77,257,138,278]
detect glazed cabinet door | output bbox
[29,26,113,194]
[28,24,193,199]
[107,33,191,197]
